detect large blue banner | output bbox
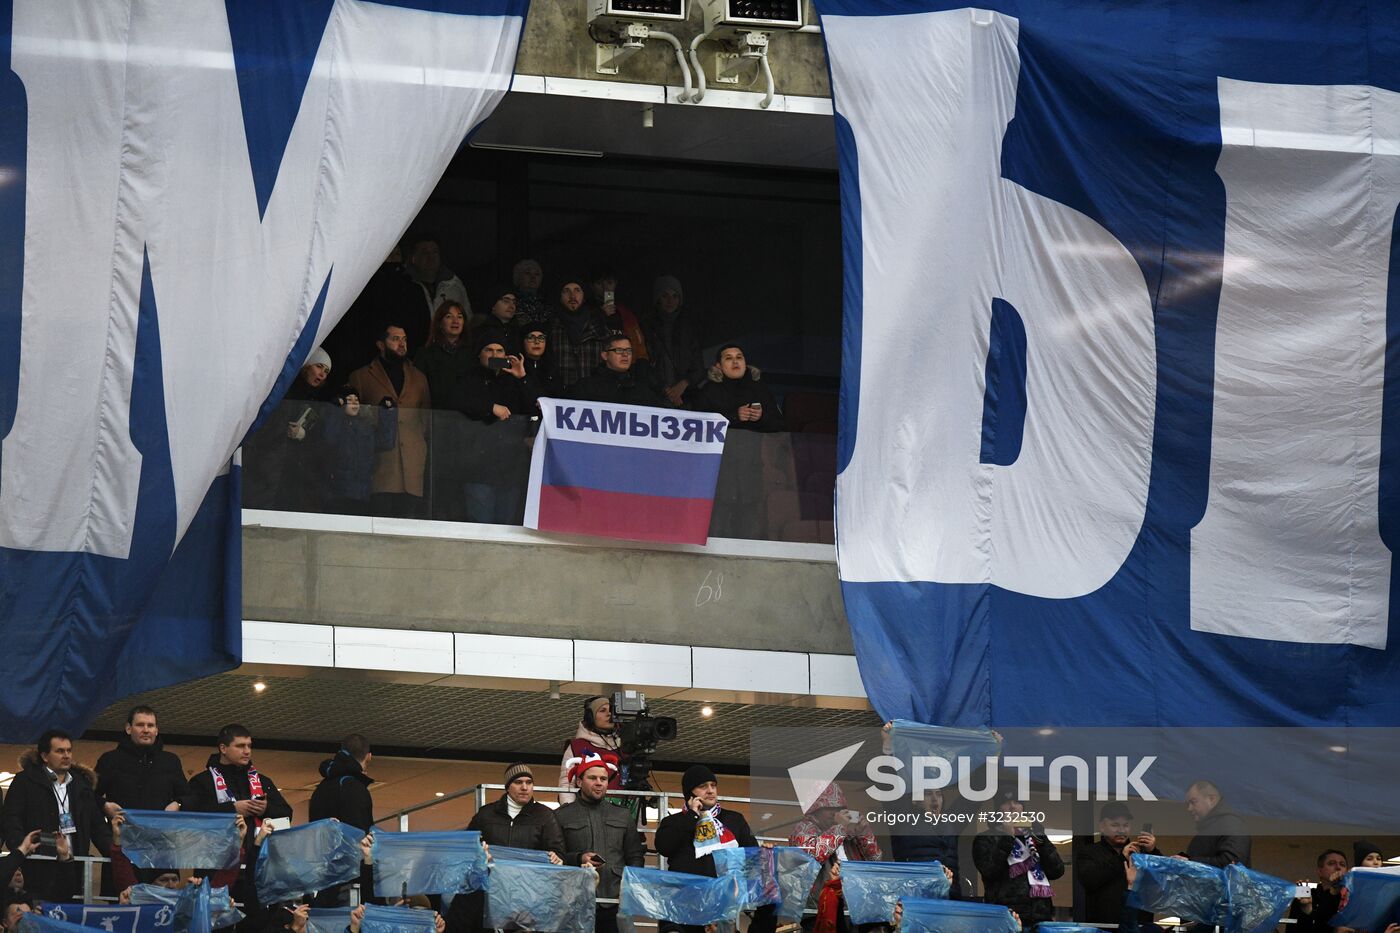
[821,0,1400,728]
[0,0,527,740]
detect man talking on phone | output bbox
[654,765,775,933]
[184,724,292,930]
[555,752,643,933]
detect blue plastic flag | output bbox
[359,905,438,933]
[486,858,596,933]
[895,898,1019,933]
[1128,854,1226,926]
[1038,925,1102,933]
[125,878,212,933]
[119,810,242,871]
[372,831,488,897]
[841,861,950,925]
[488,845,553,863]
[1330,867,1400,931]
[773,847,821,921]
[887,722,1001,783]
[35,904,173,933]
[1223,864,1294,933]
[207,887,243,931]
[713,847,780,909]
[620,867,743,926]
[306,908,354,933]
[255,820,365,905]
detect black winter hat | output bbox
[1354,839,1384,865]
[682,764,718,798]
[474,327,511,356]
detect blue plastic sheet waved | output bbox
[487,858,597,933]
[255,820,366,905]
[119,810,242,871]
[713,847,780,909]
[128,879,238,924]
[1330,866,1400,931]
[620,867,743,926]
[773,847,820,921]
[841,861,950,925]
[887,722,1000,782]
[126,878,213,933]
[1128,854,1226,926]
[489,845,553,863]
[360,904,438,933]
[373,831,488,897]
[306,907,354,933]
[895,898,1018,933]
[1224,864,1294,933]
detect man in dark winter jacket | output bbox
[973,794,1064,930]
[449,764,564,933]
[890,789,960,894]
[555,752,643,933]
[309,734,375,907]
[653,765,774,933]
[565,335,669,407]
[1075,801,1158,931]
[1183,780,1251,867]
[95,705,189,893]
[183,724,293,929]
[0,730,110,902]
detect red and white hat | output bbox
[566,750,620,785]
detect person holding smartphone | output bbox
[696,345,786,433]
[1076,802,1158,931]
[556,752,643,933]
[654,765,775,933]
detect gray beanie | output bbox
[653,274,683,304]
[305,346,331,373]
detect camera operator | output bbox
[654,765,775,933]
[558,697,625,806]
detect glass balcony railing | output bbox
[242,399,835,544]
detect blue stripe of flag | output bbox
[543,439,722,500]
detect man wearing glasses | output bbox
[566,335,670,407]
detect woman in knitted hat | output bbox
[557,696,625,806]
[243,346,334,510]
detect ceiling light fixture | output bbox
[252,681,267,693]
[700,705,714,718]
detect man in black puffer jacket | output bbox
[0,730,111,902]
[973,793,1064,931]
[309,735,376,907]
[448,763,564,933]
[95,705,189,894]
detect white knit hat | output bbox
[306,346,332,372]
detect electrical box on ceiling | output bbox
[700,0,805,32]
[589,0,688,25]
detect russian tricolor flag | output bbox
[526,399,730,545]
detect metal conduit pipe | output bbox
[688,30,712,103]
[758,52,775,109]
[648,29,693,102]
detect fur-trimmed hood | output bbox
[18,748,97,789]
[707,364,761,383]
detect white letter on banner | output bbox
[1191,79,1397,649]
[0,0,518,558]
[827,9,1155,596]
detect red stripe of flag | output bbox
[537,485,716,545]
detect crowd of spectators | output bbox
[247,241,798,524]
[5,704,1378,933]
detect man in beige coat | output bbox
[348,323,431,517]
